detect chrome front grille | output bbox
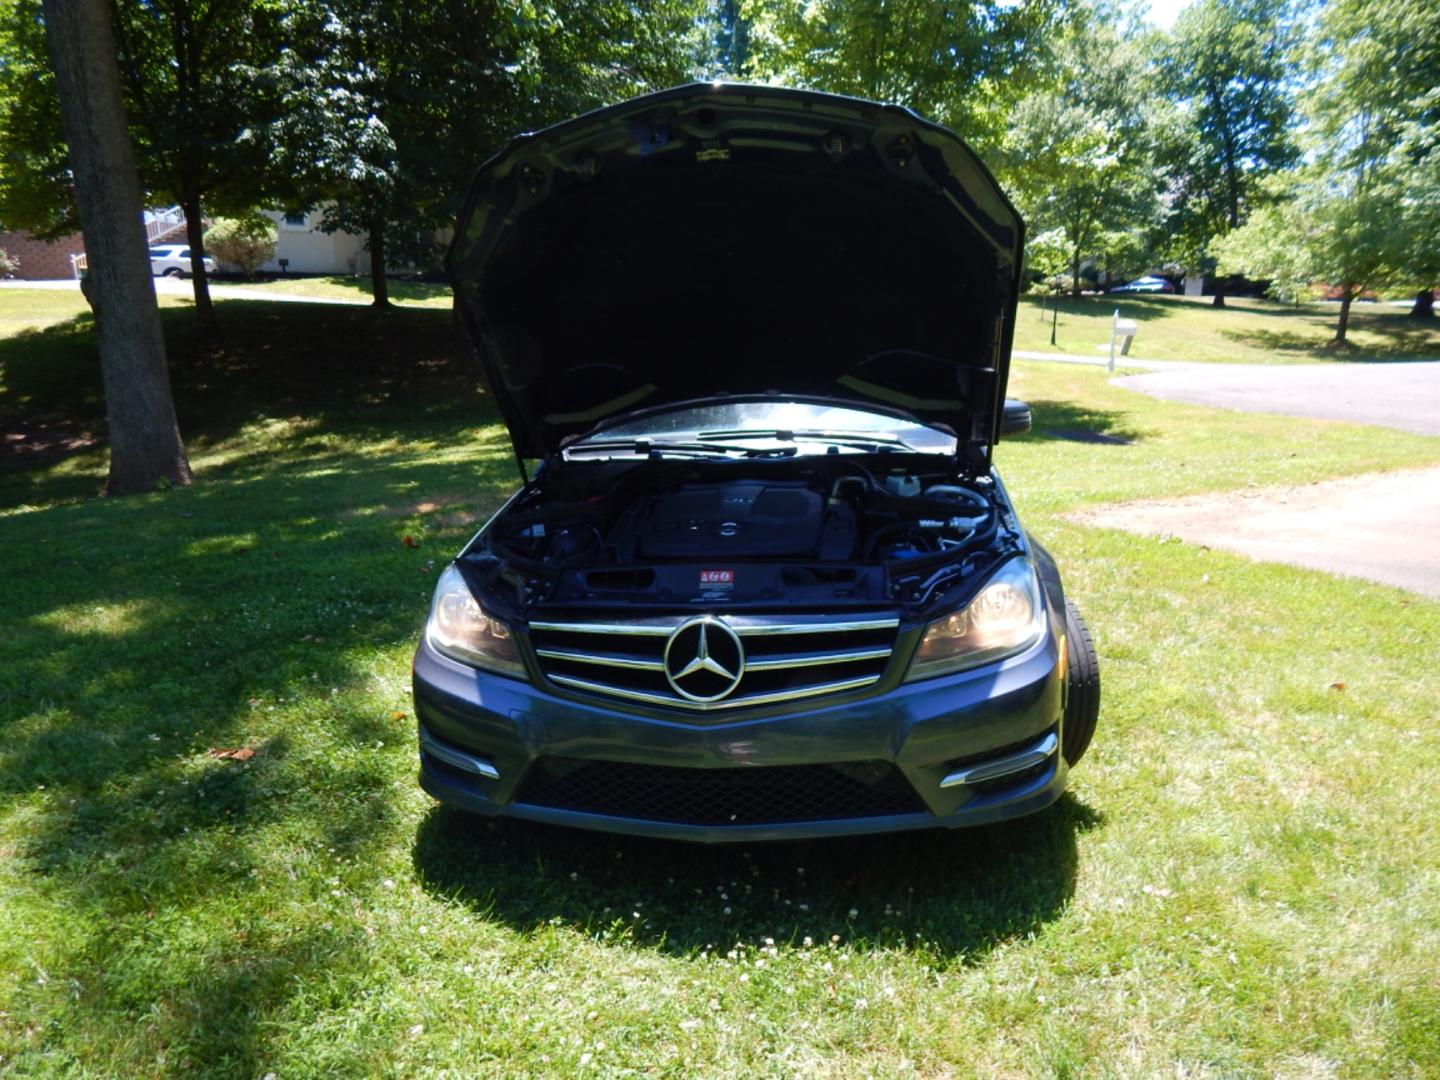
[527,613,900,711]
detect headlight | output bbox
[905,556,1045,681]
[425,563,526,677]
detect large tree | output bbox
[1306,0,1440,319]
[41,0,190,493]
[1002,21,1161,296]
[1212,167,1405,345]
[740,0,1066,149]
[1153,0,1299,306]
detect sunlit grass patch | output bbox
[1013,293,1440,363]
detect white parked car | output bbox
[149,244,217,278]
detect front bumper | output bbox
[412,627,1067,842]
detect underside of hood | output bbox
[447,83,1024,466]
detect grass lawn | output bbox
[2,290,1439,1076]
[1013,293,1440,364]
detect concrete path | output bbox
[1072,467,1440,600]
[1114,361,1440,436]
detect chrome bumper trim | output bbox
[419,727,500,781]
[939,731,1058,789]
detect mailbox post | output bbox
[1109,308,1138,372]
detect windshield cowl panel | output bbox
[564,401,957,461]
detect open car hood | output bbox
[447,84,1024,466]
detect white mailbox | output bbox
[1109,308,1138,372]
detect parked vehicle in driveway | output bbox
[148,244,216,278]
[1109,275,1175,294]
[413,83,1101,842]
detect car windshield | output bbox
[566,401,957,459]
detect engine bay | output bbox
[461,455,1024,618]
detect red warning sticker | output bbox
[699,569,735,588]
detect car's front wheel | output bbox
[162,267,182,277]
[1062,599,1100,765]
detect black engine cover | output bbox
[638,481,827,559]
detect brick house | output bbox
[0,230,86,279]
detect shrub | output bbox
[0,248,19,277]
[206,214,278,277]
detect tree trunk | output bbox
[1211,277,1226,308]
[368,218,390,307]
[179,184,213,323]
[1409,288,1435,319]
[1070,247,1082,298]
[43,0,191,495]
[1334,291,1354,345]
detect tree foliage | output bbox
[1151,0,1299,302]
[0,0,72,236]
[0,0,289,318]
[1002,20,1161,294]
[272,0,704,305]
[1216,0,1440,339]
[740,0,1067,148]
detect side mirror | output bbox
[1000,398,1032,438]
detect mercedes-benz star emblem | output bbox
[663,616,745,702]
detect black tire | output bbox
[162,266,182,277]
[1062,599,1100,766]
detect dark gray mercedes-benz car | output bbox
[413,83,1100,842]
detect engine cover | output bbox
[638,481,826,559]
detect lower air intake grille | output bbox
[514,758,925,826]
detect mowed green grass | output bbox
[1,290,1439,1076]
[1013,292,1440,364]
[215,274,453,308]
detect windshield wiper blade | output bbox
[565,438,797,459]
[695,428,918,452]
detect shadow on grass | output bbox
[1020,295,1175,324]
[1221,322,1440,362]
[412,795,1103,966]
[0,299,488,508]
[0,313,103,419]
[1016,399,1142,446]
[0,440,516,1074]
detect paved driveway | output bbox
[1072,467,1440,600]
[1113,361,1440,436]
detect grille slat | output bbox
[533,647,666,671]
[514,757,924,825]
[527,613,899,711]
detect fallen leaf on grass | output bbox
[1329,682,1346,692]
[401,535,420,548]
[208,747,256,762]
[392,711,408,721]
